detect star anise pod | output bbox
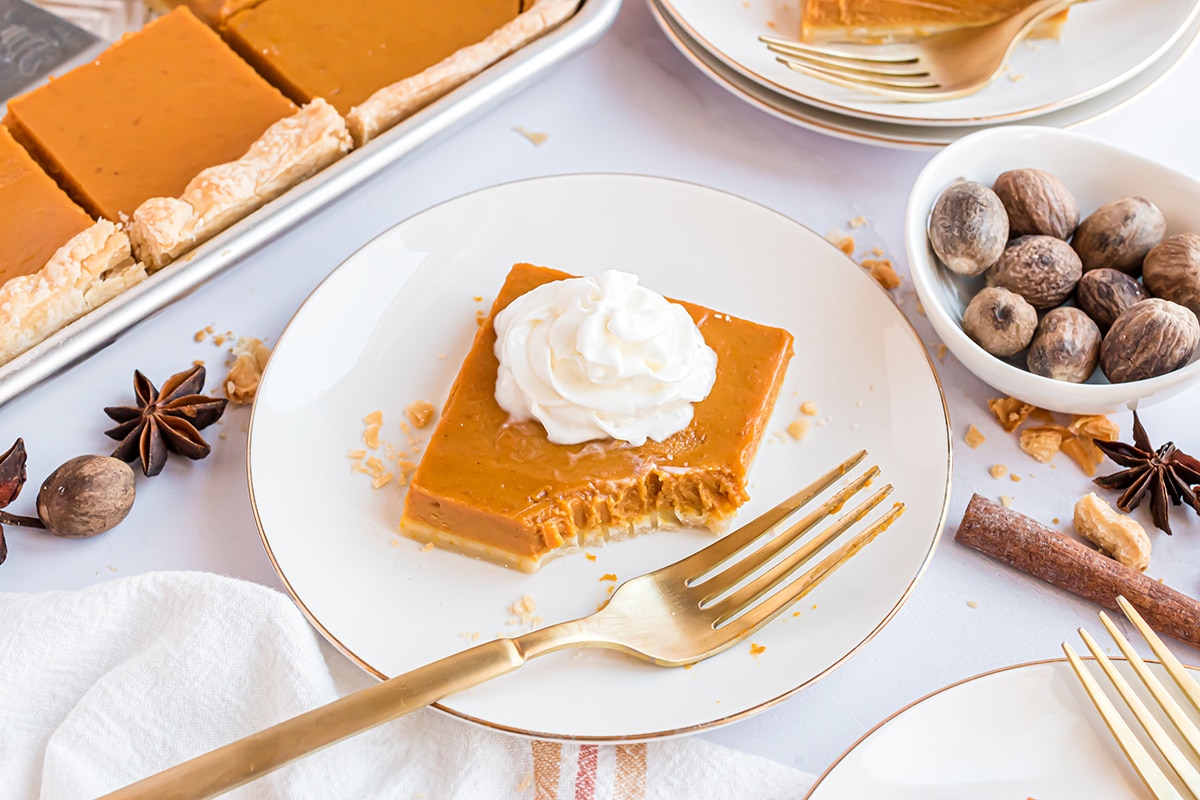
[1093,411,1200,535]
[104,365,228,477]
[0,439,45,565]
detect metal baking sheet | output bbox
[0,0,622,407]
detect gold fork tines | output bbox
[758,0,1085,102]
[1064,597,1200,799]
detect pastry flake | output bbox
[128,99,351,269]
[0,220,147,365]
[346,0,580,145]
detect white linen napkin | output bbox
[0,571,813,799]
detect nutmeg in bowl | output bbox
[906,126,1200,415]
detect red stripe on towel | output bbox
[574,743,598,800]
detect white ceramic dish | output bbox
[659,0,1200,127]
[906,126,1200,415]
[248,174,952,741]
[648,0,1200,150]
[806,658,1199,799]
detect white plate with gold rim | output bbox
[659,0,1200,127]
[649,0,1200,149]
[247,173,952,740]
[806,658,1200,798]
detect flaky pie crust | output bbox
[346,0,580,146]
[0,220,146,365]
[128,99,352,269]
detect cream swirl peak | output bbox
[492,270,718,446]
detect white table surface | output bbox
[5,0,1200,780]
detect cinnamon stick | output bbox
[955,493,1200,650]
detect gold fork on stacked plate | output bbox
[760,0,1086,102]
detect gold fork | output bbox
[760,0,1085,102]
[1064,596,1200,799]
[101,450,903,800]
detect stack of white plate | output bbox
[648,0,1200,148]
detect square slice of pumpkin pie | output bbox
[4,7,296,221]
[400,263,794,573]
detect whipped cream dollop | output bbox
[493,270,718,446]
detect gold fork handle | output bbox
[99,636,533,800]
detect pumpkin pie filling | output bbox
[4,7,296,221]
[800,0,1069,43]
[0,124,93,285]
[400,263,794,572]
[221,0,522,116]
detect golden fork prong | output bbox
[1119,596,1200,717]
[778,57,941,91]
[717,501,905,635]
[762,42,924,74]
[1100,611,1200,762]
[757,33,917,63]
[1063,642,1186,800]
[1076,628,1200,794]
[702,483,893,612]
[678,449,868,578]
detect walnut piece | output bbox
[1018,425,1068,463]
[988,397,1036,432]
[223,337,272,404]
[1068,413,1120,443]
[1060,437,1100,477]
[1073,492,1151,571]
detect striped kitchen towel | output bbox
[0,571,811,799]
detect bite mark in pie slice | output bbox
[400,263,794,573]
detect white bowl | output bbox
[906,126,1200,415]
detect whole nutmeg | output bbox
[961,286,1038,357]
[928,181,1009,276]
[1142,232,1200,319]
[1075,268,1149,332]
[1072,197,1166,275]
[986,235,1082,310]
[1100,298,1200,383]
[36,455,135,538]
[992,168,1079,239]
[1027,307,1101,383]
